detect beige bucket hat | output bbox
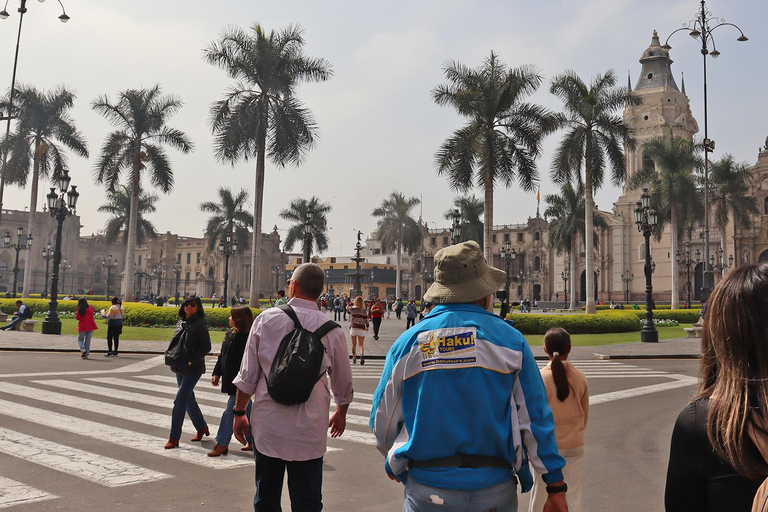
[423,241,506,304]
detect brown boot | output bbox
[207,444,228,457]
[191,427,210,442]
[164,438,179,449]
[240,443,253,452]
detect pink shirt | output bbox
[233,298,354,461]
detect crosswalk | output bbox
[0,357,693,508]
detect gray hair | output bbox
[291,263,325,300]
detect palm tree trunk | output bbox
[121,163,141,301]
[584,134,596,314]
[21,148,41,298]
[670,208,680,309]
[249,140,266,306]
[396,243,401,299]
[570,237,577,311]
[483,181,494,311]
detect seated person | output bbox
[1,300,30,331]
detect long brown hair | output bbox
[698,263,768,480]
[230,306,254,334]
[544,327,572,402]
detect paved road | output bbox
[0,351,699,511]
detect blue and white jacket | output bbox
[369,303,565,491]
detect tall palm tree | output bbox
[279,196,331,257]
[1,85,89,297]
[372,192,422,297]
[544,181,607,310]
[709,154,759,264]
[199,188,254,253]
[627,131,702,309]
[550,69,640,314]
[444,195,484,245]
[92,85,193,300]
[203,24,333,306]
[432,52,557,268]
[98,185,159,245]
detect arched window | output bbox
[642,154,655,171]
[0,261,7,281]
[415,260,422,273]
[208,266,215,278]
[534,232,540,241]
[93,266,102,283]
[534,256,541,271]
[764,196,768,215]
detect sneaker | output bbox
[104,352,112,357]
[352,354,357,364]
[80,351,86,358]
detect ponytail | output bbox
[544,327,572,402]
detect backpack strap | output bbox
[313,320,341,340]
[278,304,302,329]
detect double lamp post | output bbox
[2,226,31,297]
[635,187,658,343]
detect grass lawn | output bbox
[54,317,227,345]
[524,324,695,347]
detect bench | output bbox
[683,319,704,338]
[0,312,7,322]
[22,320,38,332]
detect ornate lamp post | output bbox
[172,262,182,302]
[218,232,237,305]
[662,0,748,302]
[0,0,70,229]
[41,169,79,335]
[101,254,117,298]
[677,242,700,308]
[60,259,71,295]
[303,207,313,263]
[272,265,283,296]
[710,246,733,277]
[621,269,634,304]
[450,209,462,245]
[2,226,31,297]
[499,240,515,301]
[561,269,569,309]
[41,241,53,298]
[152,262,165,298]
[634,187,659,343]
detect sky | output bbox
[1,0,766,257]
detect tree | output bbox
[203,23,333,306]
[1,85,88,297]
[279,196,331,257]
[544,181,608,310]
[372,192,422,297]
[98,185,159,246]
[432,52,557,269]
[444,195,484,246]
[550,69,640,314]
[92,85,193,301]
[627,131,702,309]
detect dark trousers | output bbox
[253,449,323,512]
[406,317,415,329]
[333,308,341,321]
[371,317,382,337]
[107,323,122,353]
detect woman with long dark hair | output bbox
[665,264,768,511]
[207,306,255,456]
[75,298,98,359]
[530,327,589,512]
[100,296,124,356]
[165,296,212,449]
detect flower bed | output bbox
[507,311,640,335]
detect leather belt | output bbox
[409,454,511,469]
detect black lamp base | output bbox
[42,320,62,335]
[640,328,659,343]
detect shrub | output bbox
[628,309,701,324]
[507,311,640,335]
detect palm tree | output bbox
[279,196,331,257]
[1,85,89,297]
[709,154,759,266]
[627,131,702,309]
[432,52,557,268]
[444,195,484,245]
[203,24,333,306]
[544,181,608,310]
[92,85,193,300]
[550,69,640,314]
[372,192,422,297]
[98,185,159,245]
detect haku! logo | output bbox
[435,331,475,353]
[420,332,437,359]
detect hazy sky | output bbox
[1,0,765,256]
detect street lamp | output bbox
[635,187,659,342]
[561,269,570,309]
[676,242,700,308]
[101,254,117,298]
[172,262,182,302]
[60,258,71,295]
[621,269,634,304]
[218,232,237,306]
[710,246,733,277]
[499,240,515,302]
[303,207,313,263]
[2,225,31,297]
[152,261,165,298]
[41,241,53,298]
[450,209,462,245]
[662,0,748,302]
[41,169,79,335]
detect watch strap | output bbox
[545,483,568,494]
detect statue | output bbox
[764,136,768,151]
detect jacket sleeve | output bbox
[326,328,353,406]
[370,347,405,469]
[186,320,211,362]
[224,333,248,383]
[664,404,705,511]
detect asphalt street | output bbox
[0,351,699,511]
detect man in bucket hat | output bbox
[370,241,567,511]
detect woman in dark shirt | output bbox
[665,264,768,510]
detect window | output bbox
[642,154,654,171]
[534,232,540,241]
[138,255,142,266]
[534,256,541,271]
[0,261,7,281]
[186,253,191,264]
[764,196,768,215]
[517,233,523,242]
[443,237,448,245]
[196,253,201,264]
[373,249,381,255]
[208,266,215,278]
[492,234,497,243]
[177,253,181,263]
[503,233,510,242]
[184,272,190,286]
[430,237,436,246]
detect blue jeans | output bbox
[170,373,207,440]
[403,478,517,512]
[77,330,94,357]
[253,448,323,512]
[3,315,23,330]
[216,394,253,447]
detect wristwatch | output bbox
[232,409,247,416]
[545,483,568,494]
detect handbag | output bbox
[164,325,188,367]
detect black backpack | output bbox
[22,305,33,319]
[268,305,340,406]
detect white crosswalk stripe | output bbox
[0,475,56,509]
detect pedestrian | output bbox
[665,264,768,511]
[0,300,31,331]
[395,297,403,319]
[232,263,353,511]
[75,298,97,358]
[347,295,369,365]
[333,295,341,321]
[274,289,288,307]
[499,298,510,319]
[100,296,124,357]
[343,296,350,321]
[385,295,391,319]
[371,241,568,511]
[208,306,255,457]
[164,296,212,449]
[405,299,417,329]
[530,327,589,512]
[369,295,385,340]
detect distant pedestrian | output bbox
[385,296,391,319]
[100,296,124,356]
[499,298,510,319]
[333,295,342,321]
[274,289,288,307]
[405,299,417,329]
[395,297,403,319]
[348,296,369,365]
[369,295,385,340]
[343,296,350,321]
[75,298,98,359]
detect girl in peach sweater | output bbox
[530,327,589,512]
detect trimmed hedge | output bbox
[589,304,702,311]
[507,311,641,335]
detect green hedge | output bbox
[628,309,702,323]
[507,311,641,335]
[589,304,702,311]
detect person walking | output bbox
[370,241,568,512]
[347,295,369,365]
[530,327,589,512]
[333,295,342,321]
[208,306,255,456]
[101,297,124,356]
[385,296,391,319]
[665,264,768,511]
[232,263,353,511]
[164,296,212,449]
[75,298,98,359]
[395,297,404,320]
[405,299,417,329]
[369,295,385,340]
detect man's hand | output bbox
[328,404,349,438]
[233,414,251,445]
[211,375,220,387]
[543,492,568,512]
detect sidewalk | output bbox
[0,312,701,360]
